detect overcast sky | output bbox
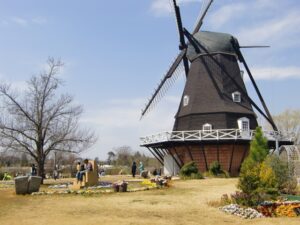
[0,0,299,160]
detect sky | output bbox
[0,0,299,160]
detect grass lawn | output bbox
[0,177,299,225]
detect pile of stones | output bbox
[219,204,264,219]
[48,184,70,189]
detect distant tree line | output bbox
[105,145,160,168]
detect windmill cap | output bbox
[187,31,239,61]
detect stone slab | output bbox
[28,176,42,193]
[15,176,29,195]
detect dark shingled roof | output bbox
[186,31,239,61]
[173,52,257,131]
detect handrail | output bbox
[140,129,294,146]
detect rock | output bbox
[141,170,149,178]
[15,176,29,195]
[219,204,264,219]
[28,176,42,194]
[48,184,68,189]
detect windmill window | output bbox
[240,70,244,79]
[203,123,212,132]
[183,95,189,107]
[237,117,250,131]
[242,121,249,131]
[232,91,241,103]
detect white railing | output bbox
[140,129,294,146]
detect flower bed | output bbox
[257,201,300,217]
[31,178,170,196]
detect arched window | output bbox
[183,95,189,107]
[203,123,212,132]
[232,91,241,103]
[237,117,249,131]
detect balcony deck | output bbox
[140,129,294,146]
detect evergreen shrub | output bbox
[208,161,230,178]
[179,161,203,179]
[238,127,279,205]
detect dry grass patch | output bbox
[0,178,299,225]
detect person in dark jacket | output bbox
[31,164,37,176]
[131,161,137,178]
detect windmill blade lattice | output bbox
[140,55,185,119]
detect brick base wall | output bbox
[168,143,249,176]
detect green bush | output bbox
[190,172,203,179]
[209,161,221,175]
[237,127,279,206]
[0,172,4,180]
[207,161,230,178]
[179,161,203,179]
[264,155,298,194]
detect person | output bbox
[85,159,93,172]
[139,161,144,175]
[53,169,58,180]
[78,159,93,182]
[77,163,85,183]
[131,161,137,178]
[152,168,157,176]
[31,164,37,176]
[76,162,81,182]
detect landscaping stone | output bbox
[113,181,128,192]
[48,184,69,189]
[15,176,42,194]
[141,170,149,178]
[15,176,29,195]
[219,204,264,219]
[28,176,42,193]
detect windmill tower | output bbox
[140,0,293,176]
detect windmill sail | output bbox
[192,0,214,34]
[140,50,186,119]
[230,41,278,130]
[171,0,189,77]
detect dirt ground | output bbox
[0,178,299,225]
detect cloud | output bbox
[0,16,47,27]
[11,17,28,26]
[208,3,246,28]
[237,11,300,46]
[32,17,47,25]
[249,66,300,80]
[80,96,181,158]
[150,0,201,16]
[1,20,9,26]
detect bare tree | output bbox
[0,58,96,181]
[114,146,132,166]
[273,109,300,145]
[107,151,116,165]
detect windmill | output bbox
[140,0,293,176]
